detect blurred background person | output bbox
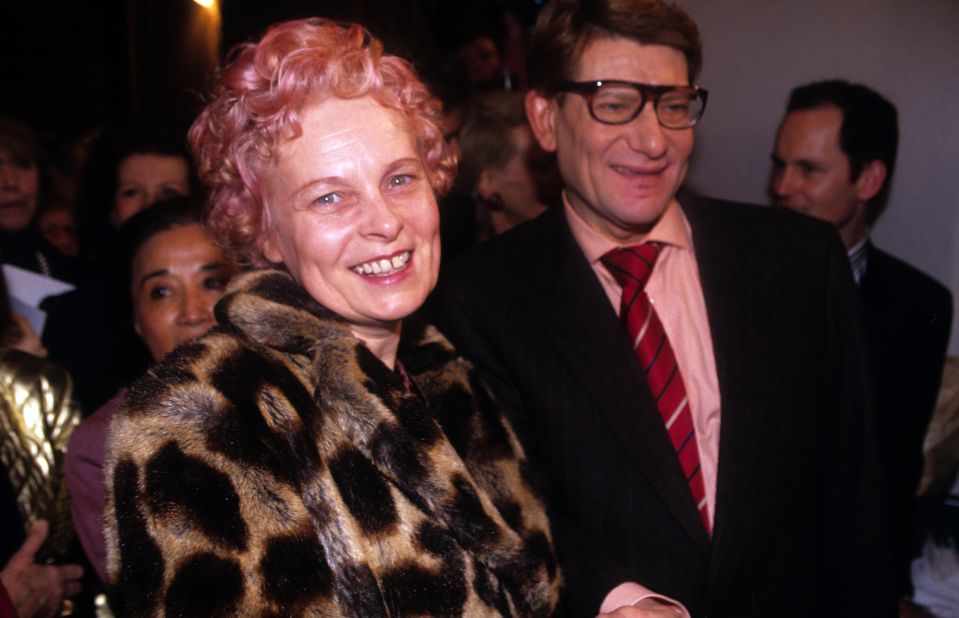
[41,128,198,414]
[0,118,42,240]
[0,117,82,283]
[66,196,236,586]
[456,33,505,92]
[437,2,532,97]
[75,129,197,267]
[111,146,190,225]
[104,18,558,615]
[770,80,953,600]
[34,198,79,260]
[458,90,559,239]
[437,91,560,271]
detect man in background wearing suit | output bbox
[770,79,953,599]
[435,1,897,616]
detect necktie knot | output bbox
[601,242,662,291]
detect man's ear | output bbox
[525,89,558,153]
[855,160,887,203]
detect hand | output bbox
[899,597,935,618]
[4,313,48,358]
[598,596,687,618]
[0,520,83,618]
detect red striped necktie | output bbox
[601,243,711,534]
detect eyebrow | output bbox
[287,157,423,199]
[287,177,345,202]
[385,157,423,175]
[137,262,228,290]
[769,154,822,169]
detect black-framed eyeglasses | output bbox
[560,80,709,129]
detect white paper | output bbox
[2,264,74,307]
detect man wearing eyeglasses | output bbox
[435,1,895,616]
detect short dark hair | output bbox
[117,195,206,291]
[786,79,898,205]
[527,0,703,96]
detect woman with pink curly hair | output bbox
[103,18,559,616]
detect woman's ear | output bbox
[262,234,282,265]
[259,205,283,264]
[525,90,559,153]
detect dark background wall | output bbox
[1,0,130,137]
[0,0,542,137]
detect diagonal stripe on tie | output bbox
[602,242,712,535]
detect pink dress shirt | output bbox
[564,196,721,616]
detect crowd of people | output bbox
[1,0,956,617]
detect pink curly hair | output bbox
[189,18,456,267]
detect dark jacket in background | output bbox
[859,242,953,591]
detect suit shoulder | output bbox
[866,247,953,307]
[441,209,558,287]
[682,193,844,256]
[685,192,836,234]
[462,209,555,262]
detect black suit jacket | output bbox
[435,194,896,617]
[859,243,953,588]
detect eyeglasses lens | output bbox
[590,85,704,128]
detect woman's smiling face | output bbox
[261,96,440,338]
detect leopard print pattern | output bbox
[103,269,560,617]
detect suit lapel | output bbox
[538,208,711,550]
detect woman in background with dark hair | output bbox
[74,128,198,266]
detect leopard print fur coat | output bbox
[103,269,560,616]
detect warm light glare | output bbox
[193,0,215,9]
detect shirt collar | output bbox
[563,191,692,265]
[847,234,870,284]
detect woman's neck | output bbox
[349,321,402,369]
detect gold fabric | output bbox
[0,348,81,560]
